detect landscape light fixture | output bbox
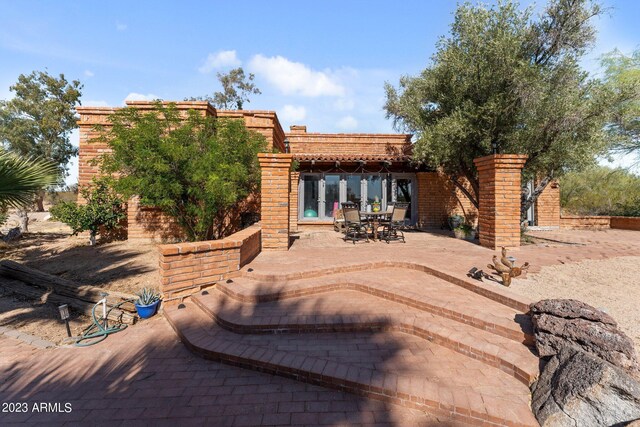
[284,138,290,153]
[491,140,498,154]
[58,304,71,337]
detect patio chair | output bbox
[333,208,346,233]
[379,203,408,243]
[342,205,370,244]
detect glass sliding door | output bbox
[366,175,383,211]
[324,174,340,218]
[345,175,362,208]
[301,175,320,218]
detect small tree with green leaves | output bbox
[97,103,267,242]
[50,179,126,246]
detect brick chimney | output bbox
[289,125,307,133]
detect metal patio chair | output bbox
[342,205,370,244]
[379,203,408,243]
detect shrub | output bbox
[50,179,126,245]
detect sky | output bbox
[1,0,639,185]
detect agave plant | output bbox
[135,287,161,306]
[0,149,60,208]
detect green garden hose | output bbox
[74,298,132,347]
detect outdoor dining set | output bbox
[334,202,409,244]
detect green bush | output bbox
[560,166,640,217]
[50,180,126,245]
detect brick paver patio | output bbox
[2,228,639,426]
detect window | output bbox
[366,175,383,209]
[324,175,340,218]
[345,175,361,207]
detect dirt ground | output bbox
[0,212,159,344]
[511,256,640,350]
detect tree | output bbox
[601,48,640,161]
[97,103,267,241]
[191,67,261,109]
[0,70,83,211]
[560,165,640,216]
[0,149,60,229]
[384,0,618,224]
[50,179,126,246]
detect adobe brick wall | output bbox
[158,224,261,301]
[217,110,285,152]
[535,180,560,227]
[610,216,640,231]
[474,154,528,249]
[416,172,477,229]
[127,196,185,241]
[258,153,293,250]
[560,215,611,229]
[286,126,412,157]
[289,171,300,232]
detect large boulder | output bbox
[532,346,640,426]
[531,299,638,373]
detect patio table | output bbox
[359,211,391,241]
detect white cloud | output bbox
[279,105,307,123]
[333,97,355,111]
[198,50,241,73]
[337,116,358,130]
[123,92,160,103]
[84,70,94,77]
[116,22,127,32]
[248,54,345,97]
[82,100,110,107]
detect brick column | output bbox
[473,154,528,249]
[535,180,560,228]
[258,153,293,250]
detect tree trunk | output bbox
[89,231,96,246]
[17,209,29,233]
[35,191,45,212]
[521,175,553,226]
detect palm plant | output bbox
[0,149,60,225]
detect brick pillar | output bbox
[258,153,293,250]
[473,154,528,249]
[289,171,299,233]
[535,180,560,228]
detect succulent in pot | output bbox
[134,287,162,319]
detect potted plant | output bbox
[372,196,381,212]
[448,214,464,230]
[453,223,476,240]
[134,287,162,319]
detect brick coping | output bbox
[240,260,533,313]
[158,224,260,256]
[193,288,538,386]
[165,303,538,426]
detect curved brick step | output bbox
[165,302,538,426]
[193,288,539,385]
[221,267,534,345]
[240,260,532,312]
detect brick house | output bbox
[76,100,560,245]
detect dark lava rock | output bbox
[530,299,638,373]
[532,346,640,426]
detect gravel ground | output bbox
[511,256,640,350]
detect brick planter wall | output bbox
[258,153,293,250]
[610,216,640,231]
[474,154,528,249]
[158,224,261,301]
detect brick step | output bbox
[165,302,538,427]
[240,260,532,312]
[221,267,533,345]
[193,288,539,386]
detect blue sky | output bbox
[1,0,638,184]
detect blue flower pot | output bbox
[135,300,160,319]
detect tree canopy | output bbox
[190,67,261,110]
[384,0,623,221]
[0,70,82,211]
[601,48,640,162]
[97,103,267,241]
